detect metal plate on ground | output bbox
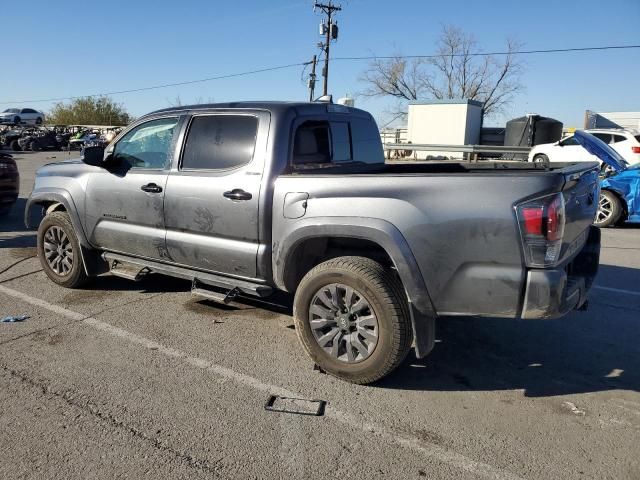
[264,395,326,416]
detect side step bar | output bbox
[102,252,273,299]
[192,280,240,305]
[109,259,150,281]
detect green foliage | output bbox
[48,96,132,126]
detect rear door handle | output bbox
[223,189,252,201]
[141,183,163,193]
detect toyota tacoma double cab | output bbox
[26,101,601,384]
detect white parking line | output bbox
[0,284,522,480]
[593,285,640,297]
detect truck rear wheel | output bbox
[293,256,412,384]
[37,211,89,288]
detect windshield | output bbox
[3,108,19,113]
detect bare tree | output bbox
[360,25,524,118]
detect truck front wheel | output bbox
[293,256,412,384]
[37,211,89,288]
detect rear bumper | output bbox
[521,226,600,319]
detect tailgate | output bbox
[559,163,600,264]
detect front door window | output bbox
[114,117,179,169]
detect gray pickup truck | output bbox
[26,101,601,384]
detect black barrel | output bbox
[504,115,563,160]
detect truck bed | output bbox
[274,160,600,318]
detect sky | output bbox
[0,0,638,128]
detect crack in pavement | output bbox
[0,364,224,476]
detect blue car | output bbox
[573,130,640,228]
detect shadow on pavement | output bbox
[0,198,36,250]
[379,263,640,397]
[90,273,295,314]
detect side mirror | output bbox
[82,146,112,168]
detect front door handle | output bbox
[141,183,163,193]
[223,189,252,201]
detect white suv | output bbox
[0,108,45,125]
[529,128,640,165]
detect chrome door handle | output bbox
[141,183,163,193]
[223,189,252,201]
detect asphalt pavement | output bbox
[1,150,639,479]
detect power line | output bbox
[332,44,640,61]
[0,62,310,105]
[1,44,638,105]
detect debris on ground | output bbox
[1,314,30,323]
[562,401,586,416]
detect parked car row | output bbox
[0,125,123,152]
[0,108,45,125]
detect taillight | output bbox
[0,160,17,173]
[516,192,565,267]
[632,146,640,154]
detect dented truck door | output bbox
[163,111,269,278]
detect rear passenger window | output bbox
[612,135,627,143]
[181,115,258,170]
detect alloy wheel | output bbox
[308,283,379,363]
[43,226,74,276]
[596,193,613,225]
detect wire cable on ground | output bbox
[0,256,37,276]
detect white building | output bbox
[407,99,483,159]
[585,110,640,130]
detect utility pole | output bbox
[308,54,317,102]
[314,1,341,97]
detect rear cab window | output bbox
[291,112,383,168]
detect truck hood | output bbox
[36,158,87,177]
[573,130,628,172]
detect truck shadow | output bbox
[91,263,639,397]
[379,264,640,397]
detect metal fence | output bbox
[382,142,532,161]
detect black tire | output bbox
[293,256,413,384]
[10,139,21,151]
[13,116,21,124]
[594,190,623,228]
[29,141,38,151]
[533,154,549,163]
[35,117,43,125]
[37,211,89,288]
